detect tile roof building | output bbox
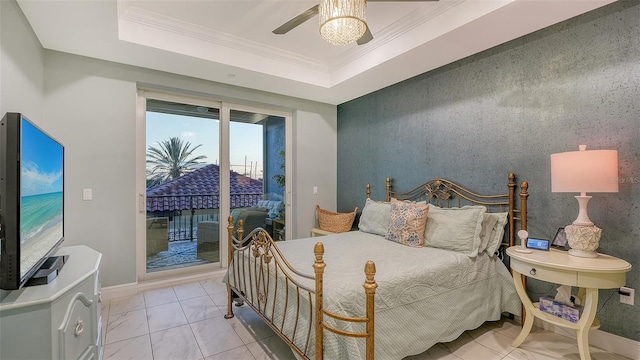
[146,164,263,212]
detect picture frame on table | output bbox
[551,227,569,250]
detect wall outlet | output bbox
[620,287,634,305]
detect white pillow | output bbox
[424,204,486,257]
[483,212,509,256]
[358,198,391,236]
[478,214,499,253]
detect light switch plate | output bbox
[83,188,92,201]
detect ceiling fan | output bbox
[273,0,439,46]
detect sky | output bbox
[146,112,264,179]
[20,117,64,196]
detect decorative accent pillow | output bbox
[483,212,509,256]
[358,198,391,236]
[424,204,486,257]
[385,198,429,247]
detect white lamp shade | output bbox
[551,149,619,193]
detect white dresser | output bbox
[0,245,102,360]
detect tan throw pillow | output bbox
[385,198,429,247]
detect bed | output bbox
[224,173,529,359]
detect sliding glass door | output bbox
[144,98,221,273]
[137,91,290,281]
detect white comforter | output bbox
[226,230,521,360]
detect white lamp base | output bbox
[568,248,598,258]
[565,224,602,258]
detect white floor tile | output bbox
[441,332,503,360]
[227,306,278,344]
[180,295,223,323]
[174,282,208,300]
[190,316,245,358]
[102,300,111,319]
[150,324,203,360]
[144,287,178,307]
[103,334,153,360]
[200,277,227,295]
[468,327,516,356]
[204,345,255,360]
[209,289,229,307]
[245,335,297,360]
[102,281,631,360]
[407,343,462,360]
[109,293,145,315]
[106,309,149,345]
[147,301,188,333]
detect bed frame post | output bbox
[237,219,245,243]
[225,216,235,319]
[520,181,529,231]
[385,177,391,202]
[366,183,371,199]
[364,261,378,360]
[313,242,326,360]
[519,181,530,327]
[508,173,516,247]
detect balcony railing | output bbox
[146,193,263,241]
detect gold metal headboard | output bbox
[366,173,529,248]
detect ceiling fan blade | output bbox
[272,5,320,35]
[357,27,374,45]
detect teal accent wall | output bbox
[337,1,639,341]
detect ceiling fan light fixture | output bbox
[319,0,367,46]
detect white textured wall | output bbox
[0,0,44,123]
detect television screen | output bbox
[19,117,64,280]
[0,112,64,290]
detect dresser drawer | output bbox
[58,292,95,360]
[511,257,578,285]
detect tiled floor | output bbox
[102,274,630,360]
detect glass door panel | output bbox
[145,99,220,272]
[229,109,285,240]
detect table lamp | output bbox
[550,145,618,258]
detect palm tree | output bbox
[146,137,207,187]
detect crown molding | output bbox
[118,3,329,74]
[329,0,464,72]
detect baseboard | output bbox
[101,282,139,301]
[101,268,227,302]
[534,318,640,360]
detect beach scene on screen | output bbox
[19,118,64,278]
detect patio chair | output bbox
[196,207,269,261]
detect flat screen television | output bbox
[0,112,65,290]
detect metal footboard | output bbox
[224,218,377,360]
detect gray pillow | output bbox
[424,204,486,257]
[478,213,499,253]
[358,198,391,236]
[483,212,509,256]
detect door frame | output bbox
[136,89,292,282]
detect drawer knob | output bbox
[74,319,84,336]
[530,268,537,276]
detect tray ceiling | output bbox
[17,0,614,105]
